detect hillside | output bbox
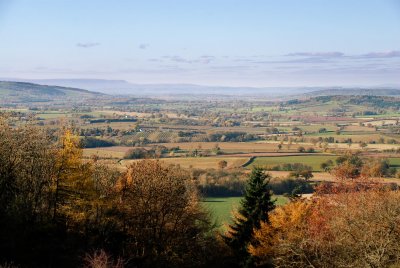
[304,88,400,97]
[0,81,105,105]
[284,95,400,115]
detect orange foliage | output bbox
[249,200,312,267]
[250,179,400,267]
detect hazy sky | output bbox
[0,0,399,87]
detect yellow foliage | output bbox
[57,129,82,171]
[249,201,311,266]
[54,130,93,223]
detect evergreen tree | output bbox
[224,167,275,267]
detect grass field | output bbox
[248,155,338,171]
[122,156,250,169]
[35,112,72,119]
[389,158,400,169]
[160,141,305,153]
[296,125,338,132]
[203,196,288,229]
[83,147,130,159]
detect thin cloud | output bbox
[199,55,215,64]
[285,51,400,59]
[255,57,332,64]
[168,56,192,63]
[361,51,400,58]
[139,43,150,49]
[148,58,162,62]
[161,55,215,64]
[76,42,100,48]
[286,52,344,57]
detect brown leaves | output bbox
[250,182,400,267]
[115,160,213,265]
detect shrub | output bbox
[81,137,115,148]
[123,148,148,159]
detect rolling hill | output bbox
[304,88,400,97]
[0,81,105,105]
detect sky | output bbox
[0,0,399,87]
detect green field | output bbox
[32,112,71,119]
[121,156,250,169]
[203,196,288,229]
[389,158,400,169]
[248,155,337,172]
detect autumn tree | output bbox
[218,160,228,169]
[0,116,56,225]
[250,177,400,267]
[289,166,313,180]
[0,121,221,267]
[361,158,395,178]
[52,129,89,222]
[115,160,219,267]
[359,141,368,149]
[249,200,312,267]
[0,118,121,267]
[320,159,334,171]
[307,184,400,267]
[224,167,275,267]
[331,152,364,180]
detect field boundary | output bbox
[241,156,256,167]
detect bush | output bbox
[81,137,115,148]
[124,148,148,159]
[306,147,315,153]
[297,146,305,153]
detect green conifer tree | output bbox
[224,167,275,267]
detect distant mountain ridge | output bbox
[0,81,105,105]
[0,78,325,96]
[1,79,399,98]
[0,81,102,94]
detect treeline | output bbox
[194,169,314,197]
[314,95,400,110]
[320,153,399,178]
[348,95,400,109]
[123,145,179,159]
[78,129,260,144]
[89,118,137,123]
[81,136,116,148]
[0,119,228,267]
[207,132,259,142]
